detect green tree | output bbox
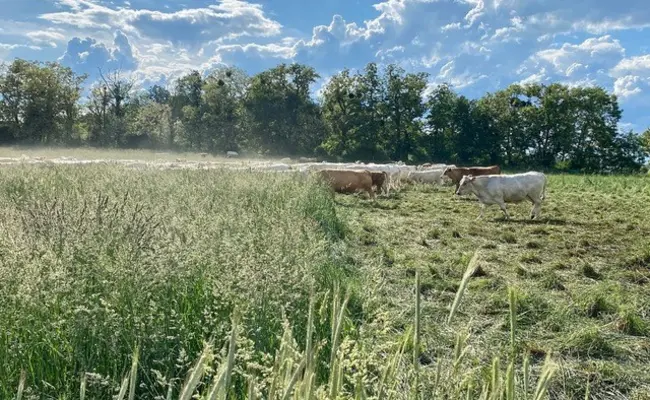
[425,84,490,164]
[0,59,86,144]
[320,68,363,158]
[602,130,647,173]
[382,64,429,161]
[127,102,172,148]
[569,86,622,172]
[148,85,170,104]
[641,128,650,154]
[200,67,249,152]
[244,63,323,156]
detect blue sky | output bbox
[1,0,650,131]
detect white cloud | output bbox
[40,0,283,44]
[610,55,650,101]
[441,22,461,32]
[612,75,649,98]
[432,59,488,90]
[0,43,41,51]
[26,30,66,47]
[611,55,650,77]
[59,30,138,77]
[520,35,625,86]
[518,69,549,85]
[375,45,405,60]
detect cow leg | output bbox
[531,201,541,220]
[497,202,510,220]
[476,203,486,220]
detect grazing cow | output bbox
[318,169,376,199]
[417,163,447,170]
[226,151,239,158]
[455,172,547,220]
[367,170,389,194]
[443,165,501,191]
[262,163,291,171]
[406,169,445,185]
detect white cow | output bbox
[416,163,447,170]
[407,169,445,184]
[456,172,547,220]
[262,163,291,171]
[226,151,239,158]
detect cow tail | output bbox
[541,175,547,200]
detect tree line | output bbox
[1,58,649,173]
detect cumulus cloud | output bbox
[59,30,138,78]
[41,0,282,45]
[611,55,650,77]
[613,75,650,99]
[522,35,624,80]
[610,55,650,101]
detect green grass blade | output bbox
[16,370,26,400]
[532,354,557,400]
[281,354,308,400]
[178,343,212,400]
[128,346,140,400]
[447,251,480,325]
[116,375,130,400]
[79,373,87,400]
[508,287,517,356]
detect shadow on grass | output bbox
[486,217,598,227]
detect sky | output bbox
[1,0,650,131]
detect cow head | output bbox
[456,175,475,196]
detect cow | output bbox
[417,163,447,170]
[226,151,239,158]
[318,169,376,199]
[406,169,445,185]
[367,170,389,194]
[443,165,501,191]
[455,172,547,220]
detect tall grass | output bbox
[0,165,351,398]
[1,164,563,398]
[12,255,558,399]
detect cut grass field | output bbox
[1,148,649,399]
[337,175,650,399]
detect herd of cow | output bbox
[0,153,547,220]
[311,162,548,220]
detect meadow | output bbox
[1,148,649,399]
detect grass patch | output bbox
[2,151,650,399]
[335,171,650,398]
[0,164,353,398]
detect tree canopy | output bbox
[0,58,647,173]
